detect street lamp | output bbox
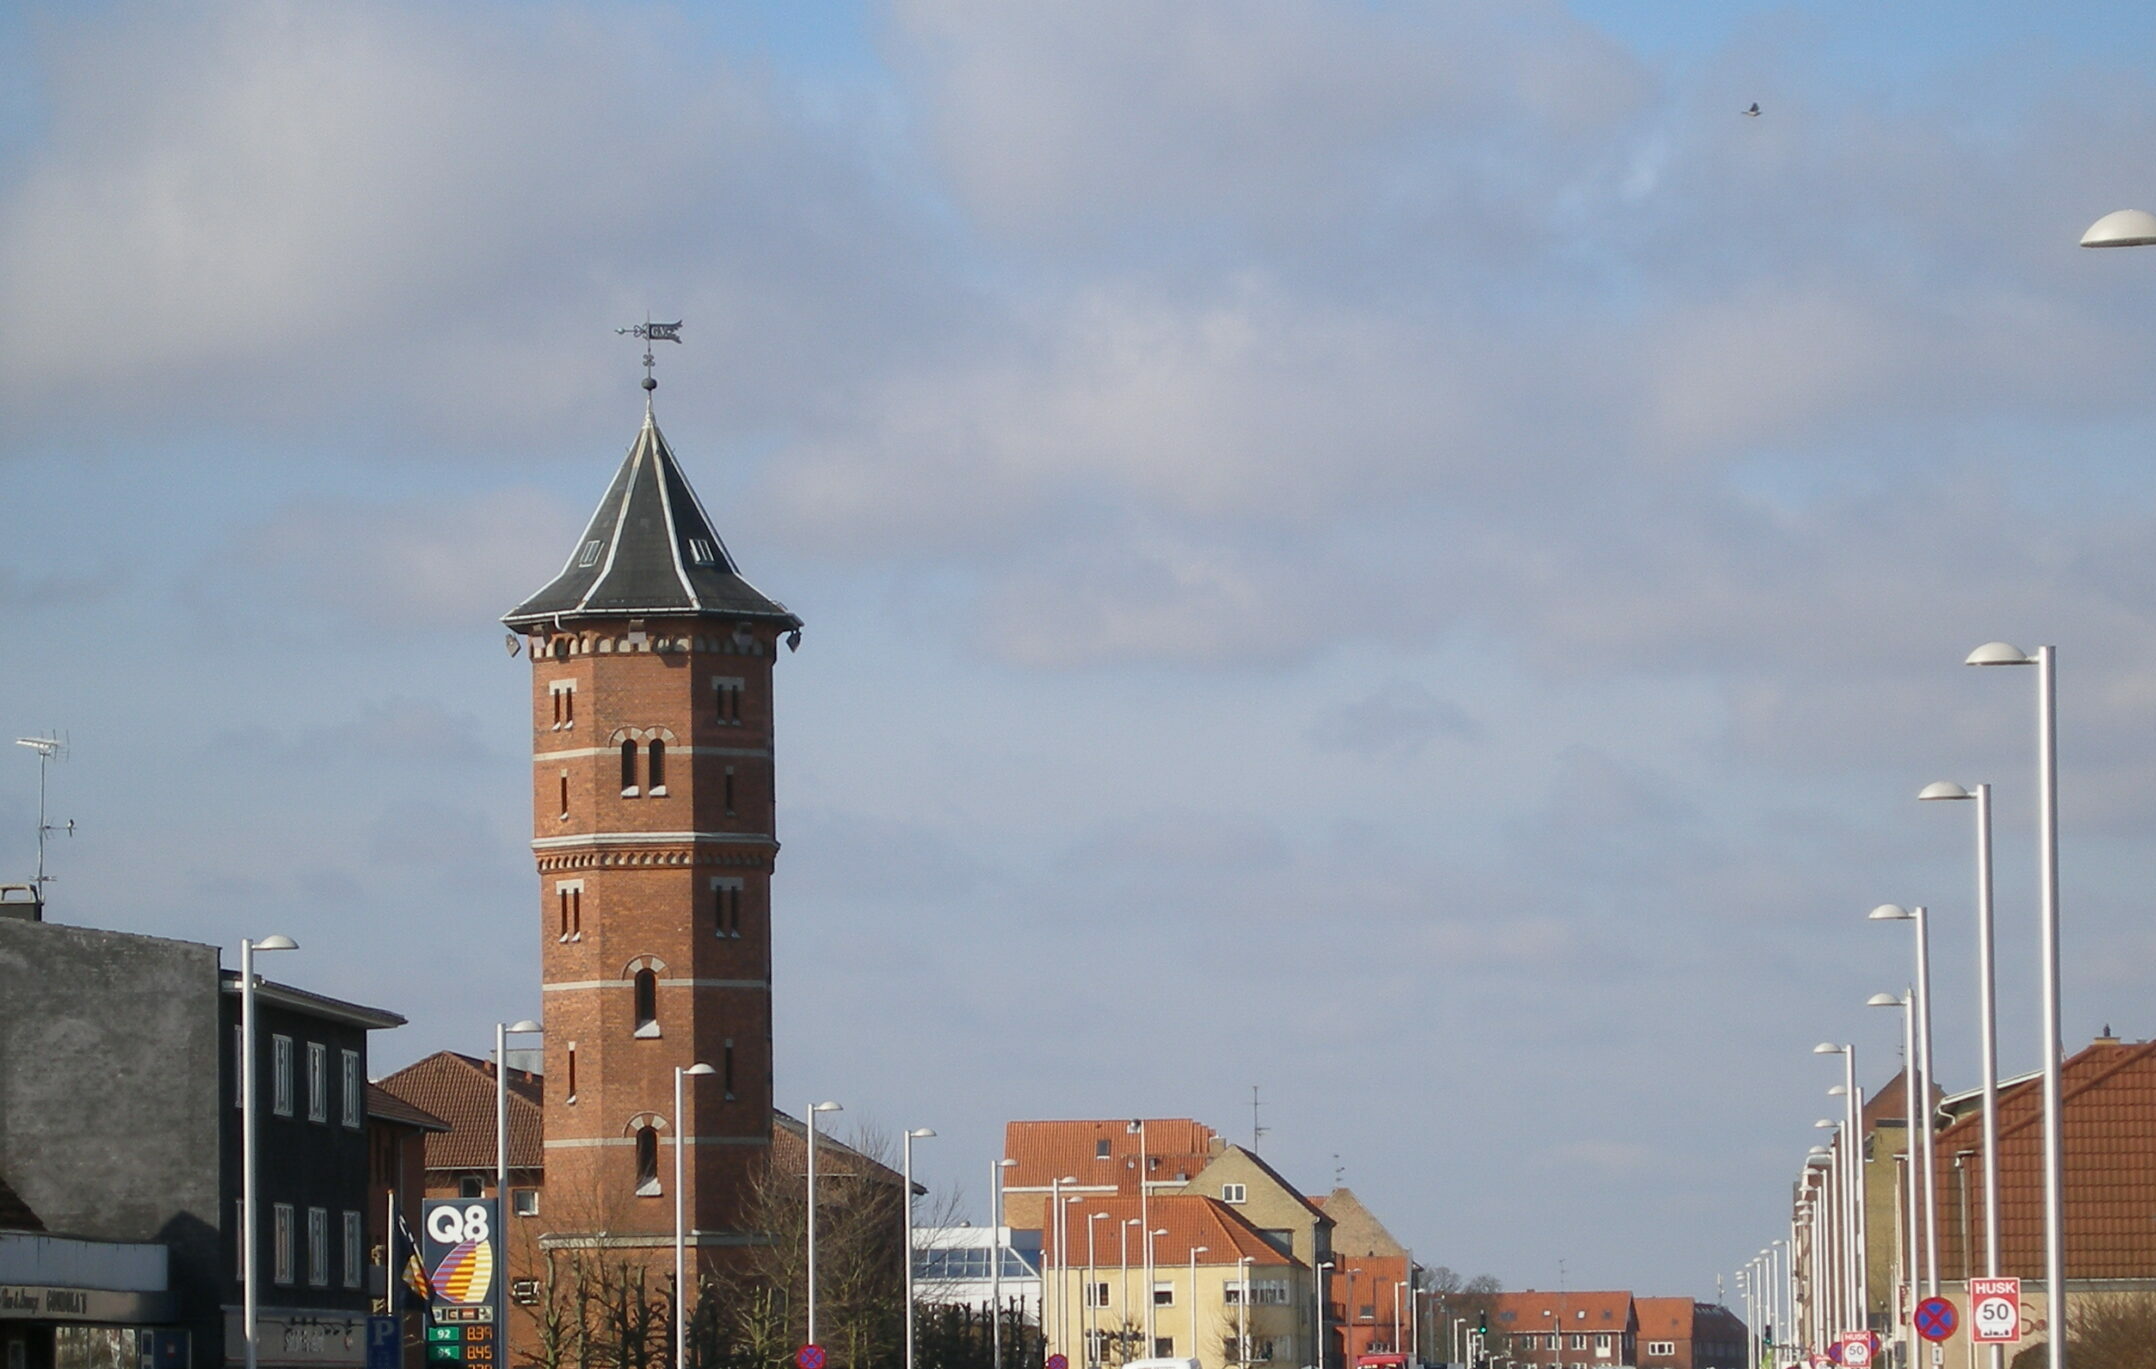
[1317,1260,1335,1369]
[1146,1228,1168,1352]
[902,1128,937,1369]
[1868,991,1920,1366]
[1088,1211,1112,1369]
[2080,208,2156,247]
[1966,641,2066,1369]
[495,1021,543,1202]
[1236,1255,1255,1369]
[992,1158,1019,1369]
[1813,1042,1867,1327]
[239,934,298,1369]
[805,1100,843,1347]
[1123,1217,1142,1361]
[1870,905,1939,1298]
[675,1063,717,1369]
[1190,1245,1209,1358]
[1920,778,2005,1369]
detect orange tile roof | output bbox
[1487,1291,1637,1331]
[1042,1194,1295,1268]
[1633,1298,1693,1339]
[376,1051,542,1171]
[1004,1118,1222,1196]
[1929,1036,2156,1280]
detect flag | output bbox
[395,1209,433,1303]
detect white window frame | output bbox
[342,1050,362,1129]
[513,1188,539,1217]
[1085,1280,1110,1308]
[1221,1182,1247,1203]
[1647,1344,1676,1358]
[272,1036,294,1117]
[307,1206,329,1286]
[273,1204,295,1285]
[1153,1280,1176,1307]
[549,679,577,730]
[343,1211,363,1289]
[307,1042,328,1123]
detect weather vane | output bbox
[616,317,683,399]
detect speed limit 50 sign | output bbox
[1971,1277,2022,1344]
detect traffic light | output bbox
[1478,1314,1488,1335]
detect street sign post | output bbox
[1970,1278,2022,1344]
[366,1317,399,1369]
[1839,1332,1873,1369]
[1915,1298,1958,1345]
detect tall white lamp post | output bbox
[1189,1245,1208,1358]
[240,934,298,1369]
[1088,1211,1110,1369]
[1967,641,2066,1369]
[1236,1255,1254,1369]
[805,1100,843,1347]
[1870,905,1939,1298]
[1868,991,1920,1366]
[992,1158,1018,1369]
[1317,1260,1334,1369]
[1814,1042,1867,1324]
[674,1063,717,1369]
[495,1021,543,1201]
[901,1128,936,1369]
[1920,777,2004,1369]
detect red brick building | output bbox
[1485,1291,1637,1369]
[1633,1299,1745,1369]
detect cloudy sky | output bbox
[9,0,2156,1300]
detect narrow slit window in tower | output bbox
[558,773,569,820]
[633,968,658,1036]
[723,766,736,815]
[634,1125,660,1195]
[565,1043,577,1103]
[647,739,666,795]
[723,1039,735,1099]
[620,740,639,796]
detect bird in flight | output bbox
[1744,102,1761,117]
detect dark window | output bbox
[723,766,736,814]
[620,740,637,791]
[635,1126,659,1193]
[566,1044,577,1101]
[558,774,569,817]
[459,1175,483,1199]
[633,969,657,1029]
[1097,1139,1111,1158]
[648,739,666,792]
[723,1040,736,1097]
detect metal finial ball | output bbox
[643,377,657,391]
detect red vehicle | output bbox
[1354,1356,1411,1369]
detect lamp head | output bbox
[2081,209,2156,248]
[1918,781,1971,802]
[682,1062,716,1076]
[811,1100,843,1113]
[506,1019,543,1034]
[1812,1042,1843,1055]
[1966,642,2032,666]
[1828,1084,1848,1097]
[1814,1119,1838,1129]
[908,1127,938,1139]
[254,935,298,951]
[1866,992,1905,1008]
[1060,1175,1078,1183]
[999,1157,1019,1168]
[1869,903,1911,921]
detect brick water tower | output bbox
[501,358,800,1267]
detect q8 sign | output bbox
[423,1199,504,1366]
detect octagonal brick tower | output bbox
[502,399,800,1261]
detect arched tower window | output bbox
[633,968,658,1036]
[620,740,638,795]
[647,739,666,794]
[634,1125,660,1195]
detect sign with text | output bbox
[423,1199,502,1368]
[1838,1332,1873,1369]
[1971,1278,2022,1344]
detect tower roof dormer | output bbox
[503,412,800,632]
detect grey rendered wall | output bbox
[0,919,222,1315]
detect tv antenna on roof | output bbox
[14,733,75,893]
[1251,1085,1268,1151]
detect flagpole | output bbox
[386,1187,399,1364]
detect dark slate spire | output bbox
[503,412,800,631]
